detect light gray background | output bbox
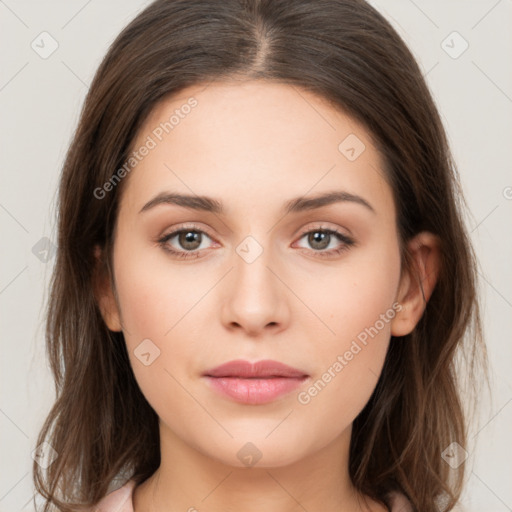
[1,0,511,510]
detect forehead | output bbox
[138,79,371,156]
[120,79,393,219]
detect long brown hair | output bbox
[33,1,489,510]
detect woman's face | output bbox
[103,80,405,468]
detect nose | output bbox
[220,239,290,337]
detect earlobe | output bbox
[92,245,123,332]
[390,232,441,337]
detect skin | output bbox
[95,79,440,512]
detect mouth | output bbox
[202,359,309,405]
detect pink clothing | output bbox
[92,479,413,511]
[91,480,136,512]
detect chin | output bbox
[202,432,312,469]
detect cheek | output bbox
[111,229,234,416]
[111,232,203,382]
[298,234,401,350]
[111,248,207,434]
[327,237,401,374]
[113,231,205,341]
[295,240,401,436]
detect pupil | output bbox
[181,231,200,249]
[310,231,329,250]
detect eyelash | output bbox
[157,224,355,260]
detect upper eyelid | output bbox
[161,221,349,235]
[160,223,352,245]
[161,223,216,241]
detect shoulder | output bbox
[90,479,136,512]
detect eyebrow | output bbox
[139,190,376,215]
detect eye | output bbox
[294,226,355,257]
[157,224,355,260]
[158,225,216,259]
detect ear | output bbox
[92,245,123,332]
[390,232,441,337]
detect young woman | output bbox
[33,1,488,511]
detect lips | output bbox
[202,359,309,405]
[203,359,308,379]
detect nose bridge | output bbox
[233,231,279,303]
[221,230,289,334]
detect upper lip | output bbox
[203,359,308,379]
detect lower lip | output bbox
[203,376,308,405]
